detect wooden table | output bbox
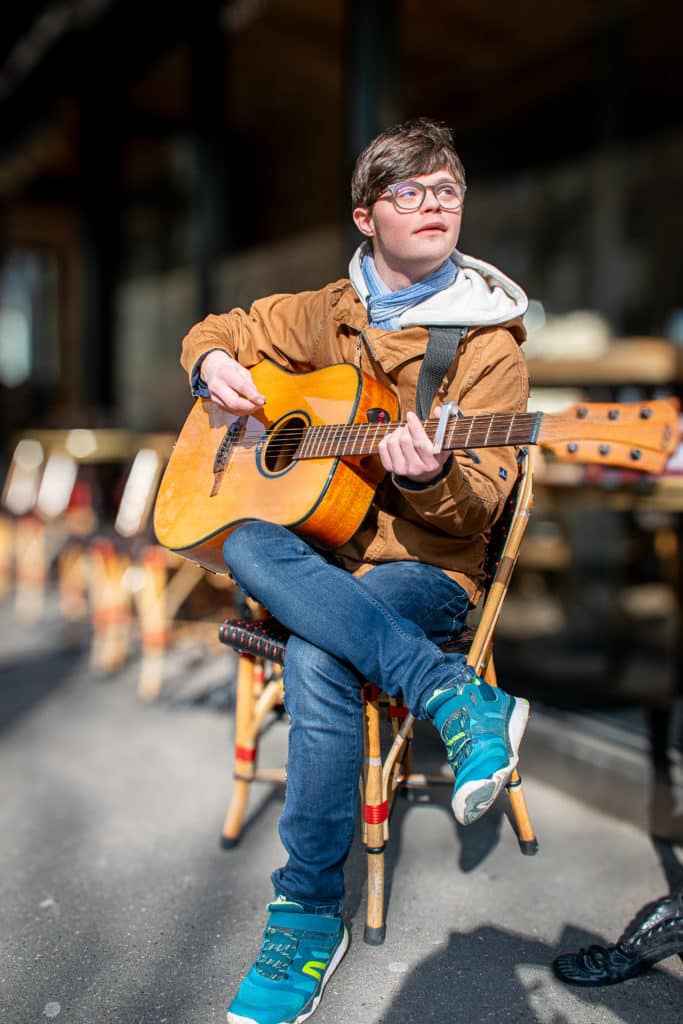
[526,337,683,391]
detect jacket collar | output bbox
[328,280,368,330]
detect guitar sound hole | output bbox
[263,415,306,474]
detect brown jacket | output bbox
[180,277,529,602]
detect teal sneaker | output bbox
[426,679,529,826]
[226,897,349,1024]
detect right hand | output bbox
[200,350,266,415]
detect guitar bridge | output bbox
[211,419,244,496]
[213,420,243,475]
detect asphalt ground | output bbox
[1,595,683,1024]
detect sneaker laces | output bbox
[441,708,473,771]
[255,919,340,982]
[255,925,299,981]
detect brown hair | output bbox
[350,117,466,209]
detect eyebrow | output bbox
[393,177,461,186]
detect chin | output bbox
[417,233,455,250]
[414,243,454,266]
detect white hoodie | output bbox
[348,243,528,329]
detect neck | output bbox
[372,250,445,291]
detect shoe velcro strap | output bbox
[267,911,341,935]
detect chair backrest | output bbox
[466,447,534,676]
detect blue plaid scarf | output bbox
[361,251,457,329]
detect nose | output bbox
[421,186,442,211]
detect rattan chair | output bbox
[218,449,537,943]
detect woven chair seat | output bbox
[218,616,290,663]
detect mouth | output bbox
[414,223,447,234]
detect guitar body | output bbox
[153,359,399,572]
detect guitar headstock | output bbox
[538,398,681,474]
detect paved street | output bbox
[1,596,682,1024]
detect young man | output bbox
[181,118,530,1024]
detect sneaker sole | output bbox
[226,926,349,1024]
[452,697,529,826]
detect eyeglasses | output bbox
[378,179,466,213]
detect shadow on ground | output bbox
[377,920,683,1024]
[0,644,85,735]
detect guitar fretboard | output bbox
[292,411,543,459]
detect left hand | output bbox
[378,409,451,484]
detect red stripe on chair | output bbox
[140,628,169,648]
[389,705,409,719]
[235,745,256,763]
[363,684,381,703]
[363,801,389,824]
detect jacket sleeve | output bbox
[393,327,529,537]
[179,287,334,385]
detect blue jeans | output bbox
[223,521,474,914]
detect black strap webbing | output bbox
[415,326,467,418]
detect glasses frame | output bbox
[378,179,467,213]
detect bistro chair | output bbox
[218,448,537,943]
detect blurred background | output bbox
[1,0,682,823]
[2,0,683,437]
[2,6,683,1020]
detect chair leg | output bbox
[221,653,260,848]
[362,683,388,945]
[57,541,89,623]
[365,849,386,945]
[481,655,539,854]
[14,515,47,623]
[388,697,413,785]
[89,539,132,675]
[135,546,168,699]
[0,514,13,603]
[506,769,538,854]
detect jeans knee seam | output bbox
[347,574,420,642]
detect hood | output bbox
[348,242,528,328]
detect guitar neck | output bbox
[295,412,543,459]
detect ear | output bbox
[353,205,374,237]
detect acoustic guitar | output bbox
[153,358,681,572]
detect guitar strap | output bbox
[415,326,467,418]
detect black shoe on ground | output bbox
[552,890,683,986]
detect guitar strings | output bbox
[230,416,542,444]
[224,413,544,456]
[234,415,542,434]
